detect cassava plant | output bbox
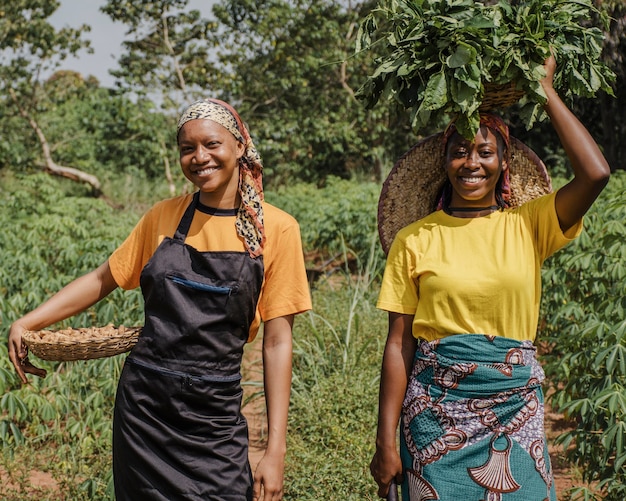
[539,172,626,500]
[356,0,616,139]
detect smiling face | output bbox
[444,126,508,208]
[178,119,245,208]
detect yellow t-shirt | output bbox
[377,191,582,341]
[108,194,312,341]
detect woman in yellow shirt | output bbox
[370,56,610,500]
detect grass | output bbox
[285,246,388,500]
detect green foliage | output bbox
[356,0,616,138]
[0,0,91,123]
[38,75,182,182]
[286,253,386,500]
[0,0,90,65]
[102,0,219,107]
[0,173,143,324]
[268,177,383,264]
[208,0,415,185]
[0,0,92,184]
[0,172,146,499]
[0,347,123,499]
[286,371,380,500]
[1,68,187,200]
[571,2,626,174]
[539,171,626,500]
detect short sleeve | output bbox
[108,210,160,290]
[520,190,583,263]
[376,229,419,314]
[257,208,312,321]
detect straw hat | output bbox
[378,133,553,254]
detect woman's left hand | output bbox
[252,451,285,500]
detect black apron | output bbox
[112,193,264,500]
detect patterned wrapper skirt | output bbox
[400,334,556,501]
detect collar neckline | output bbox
[196,201,238,216]
[444,205,500,218]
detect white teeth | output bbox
[196,167,217,176]
[460,177,484,184]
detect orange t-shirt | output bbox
[108,194,312,341]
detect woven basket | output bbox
[23,325,141,361]
[480,82,524,111]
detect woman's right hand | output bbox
[370,445,403,499]
[6,261,119,385]
[8,323,47,384]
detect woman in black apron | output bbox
[112,189,264,500]
[9,99,312,500]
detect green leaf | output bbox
[418,71,448,111]
[447,42,477,68]
[450,79,479,112]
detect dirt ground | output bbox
[2,339,583,498]
[545,403,579,494]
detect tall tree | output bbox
[206,0,415,185]
[0,0,103,192]
[101,0,219,110]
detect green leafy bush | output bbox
[540,171,626,500]
[356,0,615,138]
[268,177,383,265]
[0,172,142,499]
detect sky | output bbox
[48,0,216,88]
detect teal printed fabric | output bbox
[400,334,556,501]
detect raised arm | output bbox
[541,55,611,233]
[8,260,119,383]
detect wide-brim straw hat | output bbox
[378,133,553,254]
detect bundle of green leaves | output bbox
[356,0,616,139]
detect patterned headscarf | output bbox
[177,98,265,258]
[438,113,512,210]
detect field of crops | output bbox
[1,171,624,500]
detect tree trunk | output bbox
[9,88,102,195]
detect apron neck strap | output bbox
[173,192,200,242]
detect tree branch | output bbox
[9,88,102,195]
[339,22,357,100]
[161,12,187,97]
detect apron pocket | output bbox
[166,272,239,312]
[166,273,237,295]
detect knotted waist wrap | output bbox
[400,334,555,500]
